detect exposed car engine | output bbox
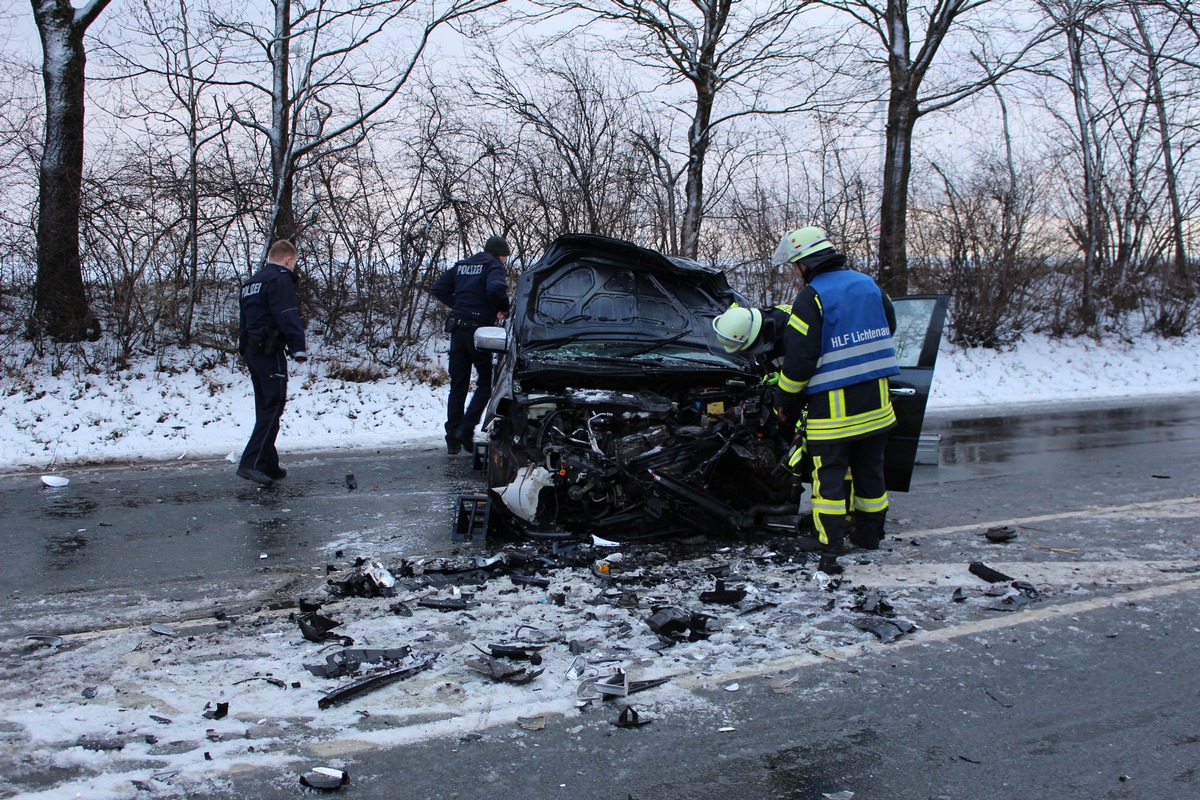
[489,386,798,540]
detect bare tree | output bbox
[814,0,1050,295]
[212,0,504,265]
[28,0,111,342]
[546,0,824,259]
[470,53,652,240]
[95,0,236,344]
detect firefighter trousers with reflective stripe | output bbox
[807,431,889,549]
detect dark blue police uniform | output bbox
[431,250,509,453]
[238,262,307,484]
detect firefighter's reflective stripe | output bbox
[805,387,896,441]
[777,373,807,393]
[852,492,889,514]
[808,338,899,391]
[788,314,810,335]
[810,455,846,546]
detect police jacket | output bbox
[431,252,510,326]
[777,254,899,442]
[239,263,307,357]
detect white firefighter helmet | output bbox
[711,304,763,353]
[772,227,834,266]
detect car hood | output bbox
[511,234,743,354]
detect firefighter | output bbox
[432,235,511,454]
[769,227,899,574]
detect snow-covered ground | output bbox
[2,332,1199,799]
[3,332,1199,473]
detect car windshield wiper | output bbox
[621,332,692,358]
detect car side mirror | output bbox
[474,326,508,352]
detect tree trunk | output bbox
[29,0,109,342]
[679,90,713,260]
[878,90,918,297]
[1133,5,1190,297]
[268,0,294,246]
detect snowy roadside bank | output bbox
[2,332,1199,473]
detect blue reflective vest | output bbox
[805,270,899,393]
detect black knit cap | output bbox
[484,235,511,256]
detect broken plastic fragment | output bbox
[613,705,652,728]
[592,535,620,547]
[853,592,894,616]
[202,701,228,720]
[149,623,176,637]
[417,597,471,612]
[465,655,543,684]
[473,643,546,662]
[822,792,855,800]
[25,634,63,648]
[305,647,413,679]
[699,579,746,605]
[984,526,1018,543]
[299,766,349,790]
[317,655,436,709]
[298,611,353,645]
[40,475,69,488]
[851,617,916,643]
[517,715,545,731]
[968,562,1014,583]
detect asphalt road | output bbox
[3,397,1199,799]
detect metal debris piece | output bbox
[81,687,97,699]
[511,574,551,589]
[317,655,436,709]
[822,792,854,800]
[464,655,543,684]
[305,647,413,679]
[149,714,173,725]
[300,766,350,790]
[345,474,357,491]
[149,623,176,637]
[968,562,1013,583]
[951,587,965,602]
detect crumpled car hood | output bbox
[511,234,739,352]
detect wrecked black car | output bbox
[472,234,947,542]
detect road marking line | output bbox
[845,559,1200,588]
[902,495,1200,539]
[680,575,1200,687]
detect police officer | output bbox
[237,239,308,485]
[432,235,511,454]
[770,227,899,573]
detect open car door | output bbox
[884,294,950,492]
